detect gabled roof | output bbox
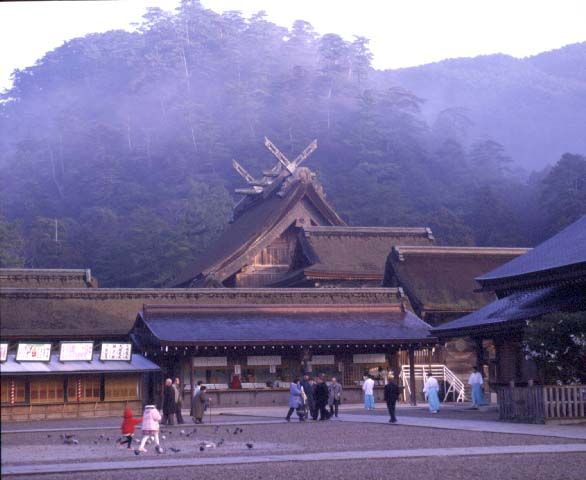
[432,283,586,337]
[476,216,586,292]
[273,226,434,285]
[384,246,529,314]
[132,303,433,346]
[172,178,345,287]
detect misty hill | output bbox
[1,1,584,286]
[379,42,586,170]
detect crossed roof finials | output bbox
[232,137,317,196]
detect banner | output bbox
[100,343,132,361]
[59,342,94,362]
[16,343,52,362]
[192,356,228,367]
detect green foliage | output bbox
[524,312,586,384]
[0,214,24,267]
[0,4,584,285]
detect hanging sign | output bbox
[100,343,132,361]
[0,343,8,362]
[16,343,52,362]
[353,353,386,364]
[269,365,277,374]
[247,355,281,366]
[192,356,228,367]
[310,355,335,365]
[234,364,241,375]
[59,342,94,362]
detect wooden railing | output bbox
[543,385,586,419]
[497,384,586,423]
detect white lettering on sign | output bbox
[16,343,52,362]
[353,353,387,364]
[310,355,335,365]
[0,343,8,362]
[234,364,241,375]
[59,342,94,362]
[247,355,282,366]
[192,356,228,367]
[100,343,132,361]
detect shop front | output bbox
[0,342,160,422]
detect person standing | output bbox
[314,375,330,421]
[191,385,208,423]
[137,404,163,454]
[423,372,440,414]
[161,378,176,425]
[468,366,486,408]
[286,378,305,422]
[300,375,316,420]
[383,374,401,423]
[328,377,342,418]
[173,377,185,424]
[362,375,375,410]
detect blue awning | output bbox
[0,353,160,376]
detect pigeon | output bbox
[134,450,140,456]
[94,440,98,445]
[214,426,220,433]
[106,437,110,442]
[246,443,253,449]
[161,435,166,440]
[99,434,105,439]
[47,434,52,438]
[238,428,243,433]
[217,438,224,447]
[180,430,185,436]
[199,446,205,452]
[233,428,239,435]
[170,447,181,453]
[226,428,230,433]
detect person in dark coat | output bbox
[300,374,316,420]
[161,378,176,425]
[191,386,208,423]
[384,373,401,423]
[314,375,330,421]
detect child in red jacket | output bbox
[117,407,141,449]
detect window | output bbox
[30,377,64,404]
[105,375,139,401]
[1,378,26,404]
[67,376,100,402]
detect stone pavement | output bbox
[216,404,586,440]
[4,443,586,476]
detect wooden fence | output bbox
[497,384,586,423]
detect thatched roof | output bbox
[383,246,529,316]
[272,226,434,286]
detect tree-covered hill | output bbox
[379,42,586,170]
[1,0,584,286]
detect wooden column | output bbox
[475,337,484,370]
[408,346,417,406]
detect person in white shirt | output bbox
[362,375,375,410]
[468,366,485,408]
[423,372,440,413]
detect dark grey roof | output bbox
[432,283,586,335]
[477,216,586,284]
[0,353,160,376]
[134,305,433,345]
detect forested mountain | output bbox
[379,42,586,170]
[1,0,585,286]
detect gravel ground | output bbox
[344,405,501,422]
[2,421,583,467]
[15,453,586,480]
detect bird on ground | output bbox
[134,450,140,456]
[214,426,220,433]
[199,446,205,452]
[246,443,253,449]
[170,447,181,453]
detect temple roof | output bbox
[273,226,435,286]
[171,177,345,287]
[383,246,529,315]
[132,303,433,346]
[0,287,402,340]
[476,216,586,292]
[432,282,586,336]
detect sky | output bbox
[0,0,585,92]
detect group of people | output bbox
[286,374,343,422]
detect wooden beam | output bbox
[408,346,417,406]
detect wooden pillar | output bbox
[189,354,195,397]
[408,346,417,406]
[475,337,484,370]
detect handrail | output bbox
[399,364,466,402]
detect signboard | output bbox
[192,356,228,367]
[0,343,8,362]
[269,365,277,374]
[247,355,281,366]
[59,342,94,362]
[16,343,52,362]
[310,355,335,365]
[100,343,132,361]
[353,353,386,364]
[234,364,241,375]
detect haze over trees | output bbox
[0,0,585,286]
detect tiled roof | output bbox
[476,216,586,288]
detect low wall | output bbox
[1,400,142,422]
